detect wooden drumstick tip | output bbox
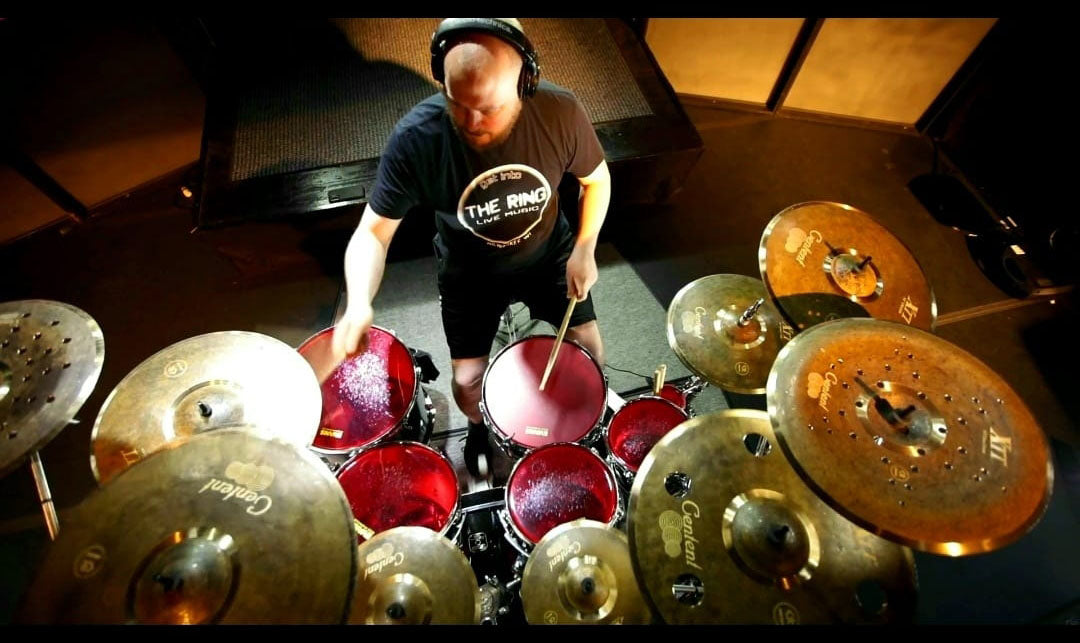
[539,297,578,391]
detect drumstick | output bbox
[653,364,667,396]
[539,297,578,391]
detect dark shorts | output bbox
[437,237,597,360]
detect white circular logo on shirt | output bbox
[457,163,551,248]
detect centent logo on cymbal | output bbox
[783,228,823,268]
[545,536,582,572]
[658,504,704,570]
[806,372,837,412]
[198,461,276,516]
[363,542,405,579]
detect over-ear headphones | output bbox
[430,18,540,99]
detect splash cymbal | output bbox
[666,274,795,393]
[351,526,480,624]
[521,519,653,624]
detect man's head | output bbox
[439,28,526,151]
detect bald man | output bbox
[333,18,611,478]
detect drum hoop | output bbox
[336,440,461,538]
[604,395,689,473]
[503,441,620,545]
[301,325,422,456]
[480,334,608,448]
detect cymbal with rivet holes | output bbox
[767,318,1053,555]
[628,409,917,624]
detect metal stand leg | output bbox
[29,451,60,540]
[501,306,518,344]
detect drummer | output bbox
[332,18,611,477]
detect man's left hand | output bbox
[566,244,598,301]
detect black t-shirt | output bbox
[368,80,606,277]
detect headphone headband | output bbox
[430,18,541,99]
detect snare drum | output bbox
[298,326,431,458]
[500,443,620,555]
[605,396,688,485]
[335,441,460,543]
[481,336,607,457]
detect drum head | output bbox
[607,397,688,473]
[336,442,459,542]
[482,336,606,450]
[299,326,417,453]
[506,443,618,544]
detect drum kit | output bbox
[4,201,1054,624]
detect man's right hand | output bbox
[332,301,374,361]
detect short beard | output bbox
[447,96,523,152]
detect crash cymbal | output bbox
[759,202,937,331]
[91,331,322,484]
[628,409,917,624]
[351,526,480,625]
[767,318,1053,555]
[521,519,653,625]
[666,275,796,394]
[18,427,356,624]
[1,300,104,477]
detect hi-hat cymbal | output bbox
[628,409,918,624]
[521,519,653,625]
[18,427,356,624]
[666,274,796,394]
[1,300,104,477]
[91,331,322,484]
[351,526,480,625]
[759,202,936,331]
[767,318,1053,555]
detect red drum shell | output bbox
[658,383,687,410]
[335,441,459,542]
[298,326,417,453]
[482,337,606,450]
[607,396,688,473]
[506,443,618,544]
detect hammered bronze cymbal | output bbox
[767,318,1053,556]
[628,409,918,624]
[351,526,480,625]
[759,202,937,331]
[1,300,104,477]
[666,274,796,394]
[91,331,322,484]
[18,427,356,624]
[521,519,653,625]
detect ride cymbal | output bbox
[767,318,1053,555]
[18,427,356,624]
[91,331,321,484]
